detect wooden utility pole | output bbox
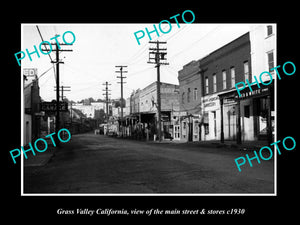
[116,66,127,137]
[115,66,127,120]
[54,86,71,101]
[147,41,168,141]
[42,42,72,145]
[102,81,111,123]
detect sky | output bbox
[22,23,252,102]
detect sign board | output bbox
[40,101,68,112]
[23,68,37,76]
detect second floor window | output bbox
[205,77,209,94]
[222,70,226,90]
[193,88,198,101]
[187,88,191,103]
[267,51,274,73]
[213,74,217,92]
[230,67,235,88]
[244,61,249,82]
[267,25,273,36]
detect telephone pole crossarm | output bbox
[115,66,128,137]
[147,41,168,142]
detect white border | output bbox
[21,23,277,196]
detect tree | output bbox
[114,98,126,108]
[94,109,106,123]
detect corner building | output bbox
[199,32,251,141]
[178,26,275,143]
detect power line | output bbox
[36,25,54,63]
[102,81,111,125]
[169,25,221,61]
[115,66,127,121]
[54,85,71,101]
[147,41,169,142]
[41,41,73,146]
[36,25,56,82]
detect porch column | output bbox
[266,95,272,145]
[236,99,242,144]
[220,98,224,143]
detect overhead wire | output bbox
[169,25,221,61]
[36,25,57,82]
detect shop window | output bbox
[203,112,209,135]
[204,124,209,135]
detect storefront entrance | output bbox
[174,125,180,140]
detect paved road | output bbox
[24,132,274,194]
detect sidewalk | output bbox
[145,139,268,151]
[23,138,58,167]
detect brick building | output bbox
[128,81,180,140]
[200,32,251,141]
[178,25,276,143]
[178,60,202,142]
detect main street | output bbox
[24,132,274,194]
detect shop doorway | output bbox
[224,105,236,140]
[174,125,180,140]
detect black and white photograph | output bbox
[21,23,276,195]
[4,4,298,222]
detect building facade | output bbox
[177,25,276,143]
[128,81,180,140]
[200,32,252,141]
[23,68,41,145]
[178,60,202,142]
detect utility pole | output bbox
[54,86,71,101]
[54,85,71,132]
[116,66,127,138]
[102,81,111,123]
[42,42,72,145]
[147,41,169,142]
[115,66,127,119]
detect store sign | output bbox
[203,96,219,108]
[23,68,37,76]
[223,97,235,105]
[40,101,68,112]
[235,87,269,100]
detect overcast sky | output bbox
[22,23,252,102]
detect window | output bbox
[244,61,249,82]
[193,88,198,101]
[222,70,226,90]
[213,74,217,92]
[230,67,235,88]
[267,51,274,74]
[182,92,185,104]
[267,25,273,36]
[205,77,209,94]
[204,112,209,135]
[187,88,191,103]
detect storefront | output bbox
[178,112,201,142]
[219,83,274,144]
[201,94,221,141]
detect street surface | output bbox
[24,132,274,194]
